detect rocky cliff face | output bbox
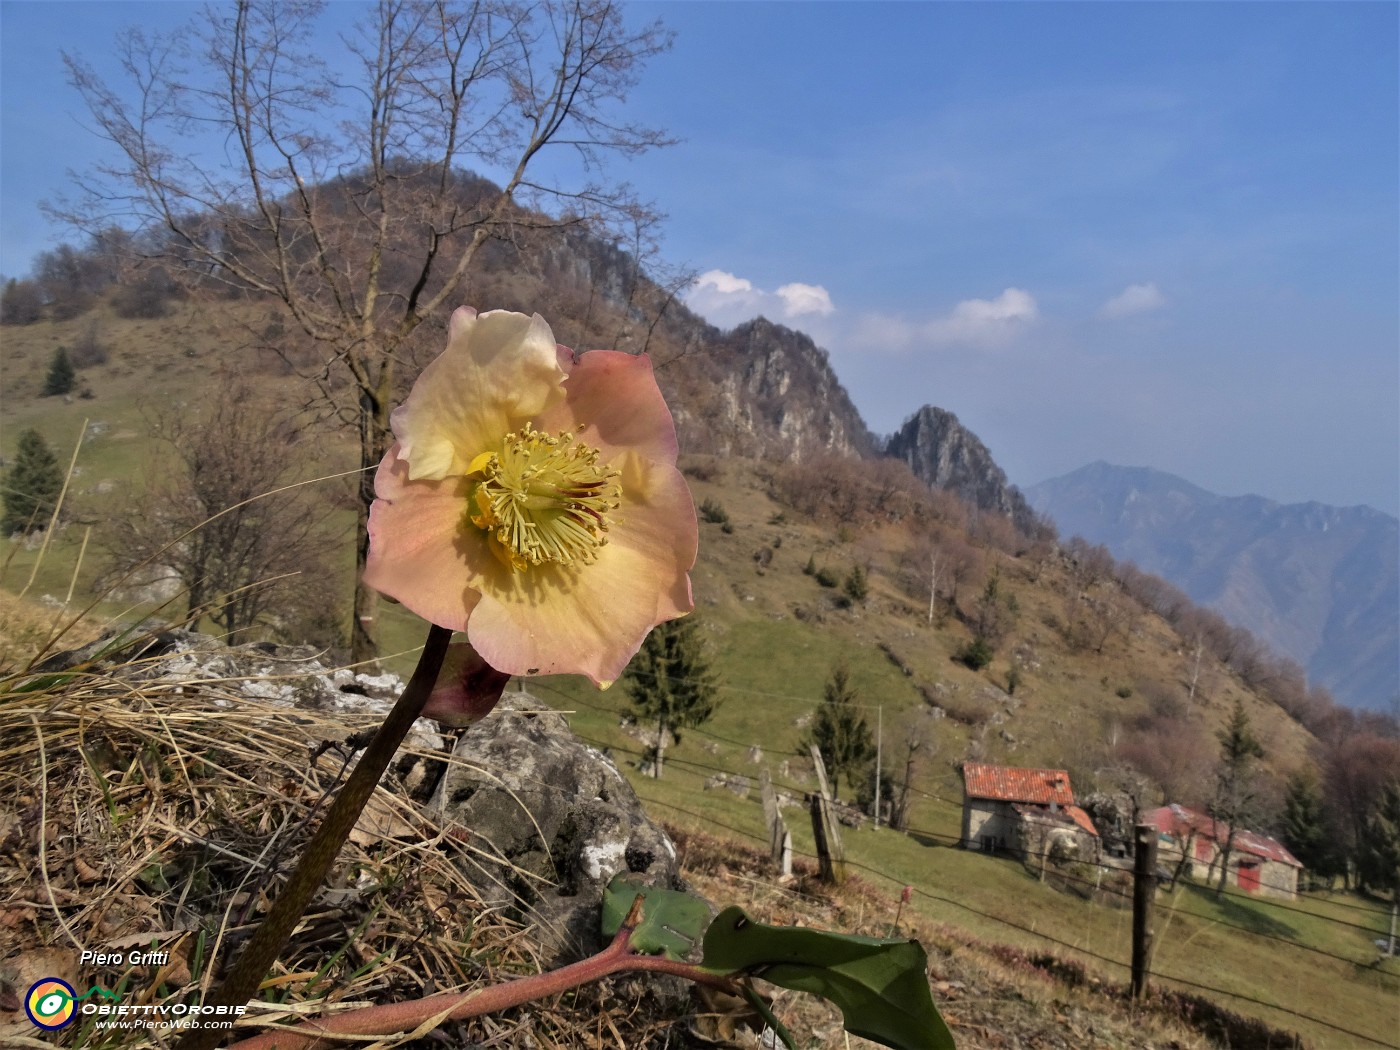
[474,222,878,465]
[660,316,879,463]
[1027,462,1400,712]
[886,405,1037,532]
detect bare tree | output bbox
[1117,718,1214,810]
[101,383,339,643]
[888,710,937,831]
[924,545,941,626]
[58,0,673,662]
[1321,730,1400,888]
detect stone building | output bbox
[1145,803,1303,900]
[960,762,1100,862]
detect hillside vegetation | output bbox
[4,265,1398,1048]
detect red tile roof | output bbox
[962,762,1076,806]
[1145,804,1302,869]
[1064,805,1100,839]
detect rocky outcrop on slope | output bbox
[886,405,1037,532]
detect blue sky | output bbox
[2,1,1397,514]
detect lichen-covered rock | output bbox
[429,691,686,967]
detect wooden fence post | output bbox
[760,769,792,876]
[808,746,847,885]
[1132,822,1159,999]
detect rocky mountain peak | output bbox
[886,405,1036,532]
[671,316,878,462]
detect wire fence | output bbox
[530,680,1400,1049]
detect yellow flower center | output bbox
[468,426,621,572]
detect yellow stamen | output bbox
[468,426,621,571]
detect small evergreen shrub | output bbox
[1007,662,1024,696]
[42,347,76,397]
[956,638,995,671]
[699,497,730,525]
[814,567,840,588]
[3,429,63,534]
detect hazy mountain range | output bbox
[1027,462,1398,713]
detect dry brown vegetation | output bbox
[0,631,692,1048]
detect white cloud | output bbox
[684,269,836,328]
[695,270,755,296]
[926,287,1038,343]
[1099,282,1166,319]
[845,288,1038,354]
[776,282,835,318]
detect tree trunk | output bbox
[927,551,939,625]
[1171,829,1196,887]
[1215,828,1236,895]
[1187,640,1203,702]
[351,382,391,667]
[652,714,666,778]
[186,581,207,631]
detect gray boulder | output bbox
[429,690,686,967]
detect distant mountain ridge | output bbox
[1027,462,1399,712]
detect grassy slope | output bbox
[3,305,1396,1048]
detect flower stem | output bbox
[223,896,742,1050]
[174,624,453,1050]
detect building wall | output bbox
[1016,813,1100,865]
[962,800,1016,851]
[1157,832,1298,899]
[1258,858,1299,899]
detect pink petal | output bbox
[539,350,679,466]
[363,445,486,633]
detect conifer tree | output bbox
[624,617,720,778]
[42,346,75,397]
[804,662,875,793]
[3,429,63,535]
[843,564,869,604]
[1211,697,1264,894]
[1281,770,1337,887]
[1357,780,1400,899]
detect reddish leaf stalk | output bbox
[225,896,741,1050]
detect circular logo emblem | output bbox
[25,978,77,1030]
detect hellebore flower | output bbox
[364,307,697,704]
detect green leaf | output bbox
[600,873,712,961]
[700,906,955,1050]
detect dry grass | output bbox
[670,825,1220,1050]
[0,630,684,1049]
